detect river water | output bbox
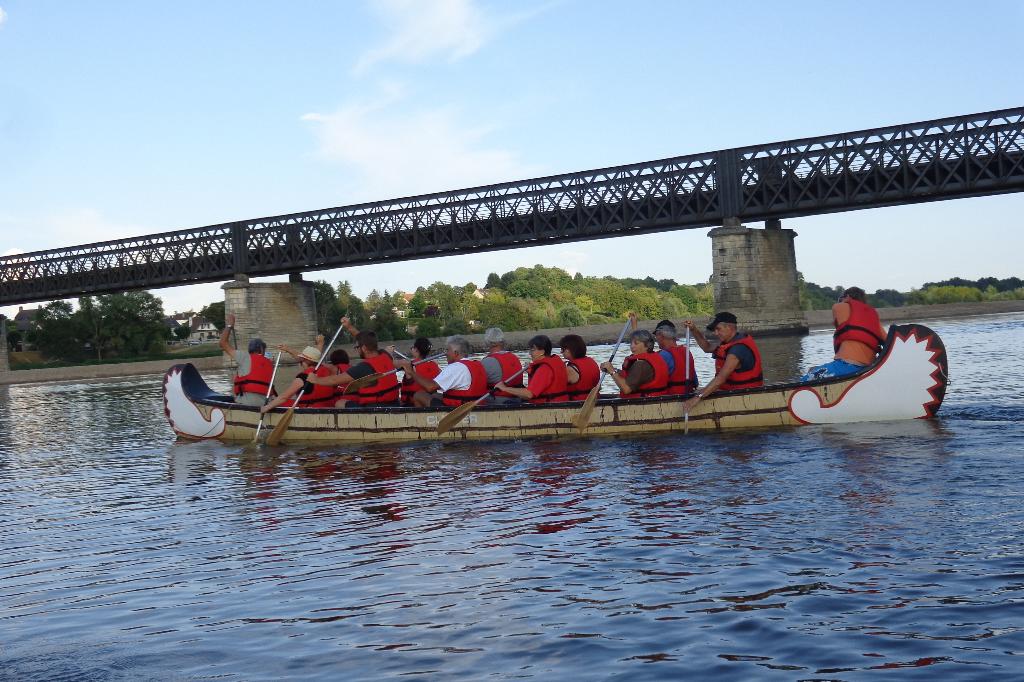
[1,314,1022,680]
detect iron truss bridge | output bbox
[3,106,1024,306]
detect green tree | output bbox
[414,317,442,338]
[96,291,168,357]
[31,301,84,361]
[311,279,343,335]
[556,304,586,327]
[485,272,502,289]
[174,324,191,341]
[199,301,226,331]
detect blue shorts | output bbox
[800,359,866,382]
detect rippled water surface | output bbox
[2,315,1023,680]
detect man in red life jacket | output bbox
[559,334,601,401]
[396,335,488,407]
[495,335,569,404]
[481,327,524,402]
[307,329,400,407]
[601,329,670,398]
[219,312,276,407]
[681,311,763,413]
[801,286,887,381]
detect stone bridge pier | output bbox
[708,218,807,335]
[222,274,319,366]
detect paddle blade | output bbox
[265,407,296,446]
[252,418,265,444]
[573,384,601,433]
[344,373,380,394]
[436,400,478,435]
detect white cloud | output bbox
[0,7,7,28]
[301,86,538,199]
[354,0,492,74]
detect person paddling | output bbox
[681,311,763,413]
[481,327,524,402]
[495,335,569,404]
[259,346,335,413]
[390,337,442,406]
[601,329,670,398]
[307,325,400,407]
[629,315,698,395]
[559,334,601,401]
[396,335,487,407]
[219,312,276,407]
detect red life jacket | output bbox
[526,355,569,404]
[487,351,524,398]
[663,345,698,395]
[332,362,351,401]
[442,359,489,406]
[297,364,336,407]
[401,360,441,405]
[566,356,601,400]
[234,353,277,398]
[619,352,670,399]
[712,334,764,390]
[352,352,400,405]
[833,299,885,355]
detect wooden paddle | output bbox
[573,319,632,433]
[683,327,692,435]
[252,351,282,443]
[436,366,527,435]
[343,351,446,394]
[266,324,344,446]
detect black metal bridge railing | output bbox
[3,106,1023,306]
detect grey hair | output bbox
[629,329,655,351]
[446,335,471,356]
[654,324,677,341]
[483,327,505,345]
[248,338,267,355]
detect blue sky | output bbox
[2,0,1023,318]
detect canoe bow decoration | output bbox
[161,324,949,444]
[788,325,947,424]
[163,366,226,439]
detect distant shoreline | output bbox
[2,299,1022,386]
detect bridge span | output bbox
[3,106,1023,309]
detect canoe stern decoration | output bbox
[163,365,226,440]
[788,324,948,425]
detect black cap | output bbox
[706,311,738,331]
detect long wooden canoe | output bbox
[163,323,948,443]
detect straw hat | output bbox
[298,346,321,363]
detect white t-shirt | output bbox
[433,361,472,393]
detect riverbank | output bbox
[2,299,1022,385]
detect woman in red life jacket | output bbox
[681,312,764,413]
[259,345,336,413]
[801,286,887,381]
[218,312,278,407]
[307,327,400,407]
[626,314,699,396]
[481,327,524,399]
[397,337,442,406]
[559,334,600,401]
[496,335,569,404]
[601,329,670,399]
[396,335,487,407]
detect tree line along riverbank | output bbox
[2,299,1021,386]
